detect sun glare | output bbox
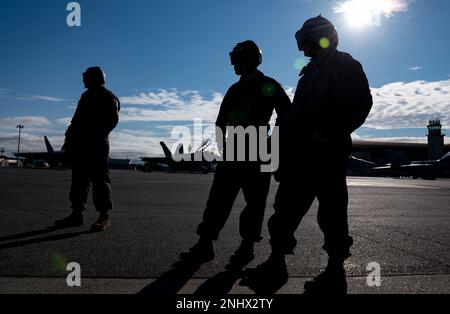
[335,0,404,28]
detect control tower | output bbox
[427,120,445,160]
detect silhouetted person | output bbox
[55,66,120,232]
[180,41,290,269]
[243,16,373,294]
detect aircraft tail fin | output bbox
[160,142,172,159]
[44,136,55,153]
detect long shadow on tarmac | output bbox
[138,259,201,295]
[0,227,59,242]
[0,228,94,250]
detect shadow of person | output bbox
[0,230,94,250]
[0,226,58,242]
[194,268,243,295]
[0,220,98,244]
[138,258,201,295]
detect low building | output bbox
[352,121,449,166]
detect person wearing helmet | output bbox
[242,16,373,294]
[55,66,120,232]
[179,40,291,270]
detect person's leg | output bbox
[91,158,113,231]
[243,172,316,284]
[304,153,352,294]
[55,164,90,228]
[181,163,241,262]
[227,168,271,268]
[317,173,353,263]
[268,174,316,256]
[70,164,91,212]
[196,163,242,240]
[239,168,272,243]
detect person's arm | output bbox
[273,82,292,128]
[65,94,85,139]
[102,94,120,136]
[331,58,373,134]
[215,89,232,154]
[63,94,85,162]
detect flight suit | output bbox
[268,49,373,260]
[197,71,291,243]
[64,86,120,213]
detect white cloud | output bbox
[56,117,72,126]
[119,87,295,124]
[285,86,295,101]
[410,66,423,71]
[120,89,224,123]
[0,116,51,129]
[13,95,66,102]
[120,89,186,106]
[0,88,66,102]
[365,79,450,130]
[334,0,409,17]
[109,129,164,158]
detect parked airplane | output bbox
[16,136,138,170]
[373,152,450,179]
[15,136,65,168]
[141,140,219,173]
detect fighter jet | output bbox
[15,136,65,168]
[141,140,219,173]
[373,152,450,179]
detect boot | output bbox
[241,253,288,293]
[91,212,111,232]
[303,265,347,295]
[54,211,84,228]
[225,240,255,270]
[179,237,215,264]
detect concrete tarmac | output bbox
[0,168,449,294]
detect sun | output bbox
[335,0,394,28]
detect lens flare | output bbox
[262,83,276,97]
[320,37,331,49]
[51,253,68,272]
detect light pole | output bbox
[16,125,24,168]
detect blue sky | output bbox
[0,0,449,158]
